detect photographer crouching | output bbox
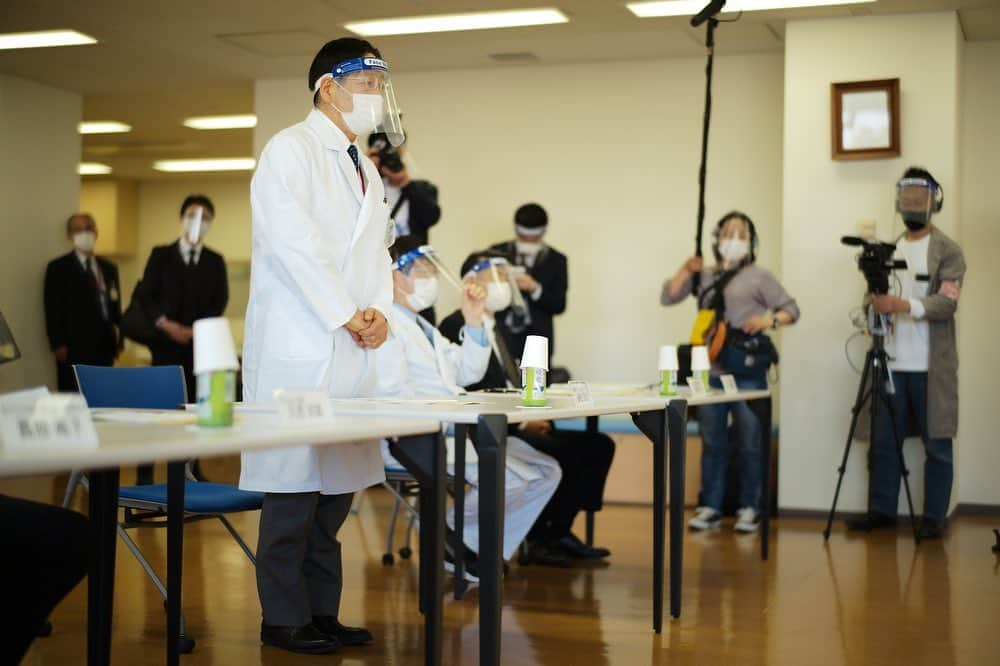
[662,211,800,533]
[847,167,966,539]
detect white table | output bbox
[329,387,773,666]
[0,410,444,666]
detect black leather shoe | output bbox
[261,623,339,654]
[557,533,611,560]
[917,516,945,540]
[313,616,373,647]
[846,512,896,531]
[518,540,572,568]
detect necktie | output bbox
[347,145,366,195]
[489,324,521,388]
[89,258,109,320]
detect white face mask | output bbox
[183,213,208,245]
[72,231,96,253]
[332,87,384,136]
[515,240,542,257]
[406,276,439,312]
[719,238,750,264]
[485,282,513,312]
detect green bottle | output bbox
[197,369,235,427]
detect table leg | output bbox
[452,424,468,600]
[665,400,688,619]
[747,397,773,560]
[166,461,186,666]
[473,414,507,666]
[87,468,120,666]
[585,416,600,547]
[390,433,446,666]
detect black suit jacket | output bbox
[488,240,568,358]
[438,310,520,393]
[136,242,228,378]
[393,179,441,244]
[44,251,121,369]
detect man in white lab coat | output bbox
[376,236,562,577]
[240,38,404,655]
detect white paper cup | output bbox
[519,335,549,371]
[193,317,240,376]
[690,345,711,372]
[658,345,679,371]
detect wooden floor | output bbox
[5,466,999,666]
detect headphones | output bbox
[711,211,759,263]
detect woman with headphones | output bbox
[662,211,800,533]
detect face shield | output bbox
[393,245,463,311]
[315,56,404,146]
[465,257,527,316]
[896,177,936,229]
[182,206,212,245]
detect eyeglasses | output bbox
[338,72,386,93]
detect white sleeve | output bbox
[908,298,926,320]
[442,329,491,388]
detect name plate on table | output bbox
[720,374,739,395]
[0,394,98,452]
[273,389,334,423]
[686,376,708,397]
[568,380,594,406]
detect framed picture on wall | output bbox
[831,78,900,160]
[0,309,21,365]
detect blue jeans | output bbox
[869,371,953,520]
[697,375,768,512]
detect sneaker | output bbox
[688,507,721,531]
[734,507,759,533]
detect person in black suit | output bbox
[439,251,614,567]
[44,213,122,391]
[489,203,567,364]
[136,194,228,401]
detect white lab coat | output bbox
[376,305,561,560]
[240,109,395,495]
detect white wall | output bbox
[780,12,964,512]
[0,74,81,393]
[255,52,785,382]
[956,40,1000,506]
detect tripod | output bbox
[823,309,920,543]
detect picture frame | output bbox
[831,78,900,160]
[0,309,20,365]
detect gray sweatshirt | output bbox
[661,264,801,328]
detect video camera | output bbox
[841,236,907,295]
[368,132,404,173]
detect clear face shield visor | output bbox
[465,258,527,315]
[896,178,935,226]
[316,57,405,146]
[393,245,463,291]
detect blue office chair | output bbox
[65,364,263,653]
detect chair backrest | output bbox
[74,365,188,409]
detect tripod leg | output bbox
[874,370,920,543]
[825,350,875,541]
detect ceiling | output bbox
[2,0,998,179]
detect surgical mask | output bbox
[406,277,439,311]
[183,215,208,245]
[332,87,384,136]
[902,211,930,231]
[72,231,96,253]
[719,238,749,263]
[485,282,513,312]
[515,241,543,257]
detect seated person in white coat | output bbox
[376,236,562,576]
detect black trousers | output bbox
[255,492,354,627]
[0,495,89,664]
[518,429,616,542]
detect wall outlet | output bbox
[856,219,877,239]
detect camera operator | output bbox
[848,167,966,539]
[662,211,799,533]
[367,132,440,245]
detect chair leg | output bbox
[350,490,364,515]
[402,499,417,559]
[117,524,194,648]
[62,470,86,508]
[217,515,257,565]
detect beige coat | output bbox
[858,226,965,440]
